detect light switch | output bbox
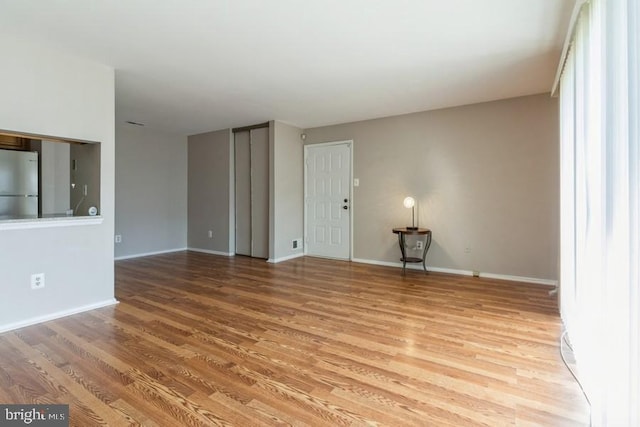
[354,178,359,187]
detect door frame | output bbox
[303,140,354,260]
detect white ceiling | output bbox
[0,0,573,135]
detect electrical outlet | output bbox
[208,230,213,238]
[292,239,298,249]
[31,273,45,290]
[115,234,122,243]
[416,241,424,250]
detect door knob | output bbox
[344,198,348,203]
[342,205,348,210]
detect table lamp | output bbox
[403,196,418,230]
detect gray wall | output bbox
[187,122,303,262]
[304,93,559,281]
[187,128,234,254]
[0,36,115,331]
[270,121,304,261]
[115,124,188,258]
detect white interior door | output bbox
[305,142,351,259]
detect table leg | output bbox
[397,232,407,275]
[421,231,432,274]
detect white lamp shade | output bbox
[403,196,415,209]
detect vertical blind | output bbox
[559,0,639,425]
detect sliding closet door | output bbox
[234,131,251,256]
[234,126,269,259]
[249,127,269,259]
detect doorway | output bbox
[304,141,352,260]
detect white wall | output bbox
[0,36,115,331]
[115,124,187,258]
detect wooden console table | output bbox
[392,227,432,274]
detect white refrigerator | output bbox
[0,149,39,218]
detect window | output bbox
[558,0,639,425]
[0,131,101,221]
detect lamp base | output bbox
[406,226,419,230]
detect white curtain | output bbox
[559,0,639,425]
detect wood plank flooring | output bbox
[0,252,589,426]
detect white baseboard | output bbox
[115,247,187,261]
[480,272,557,287]
[350,258,557,287]
[267,252,305,263]
[115,250,557,286]
[187,247,234,257]
[0,298,119,334]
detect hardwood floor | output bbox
[0,252,589,426]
